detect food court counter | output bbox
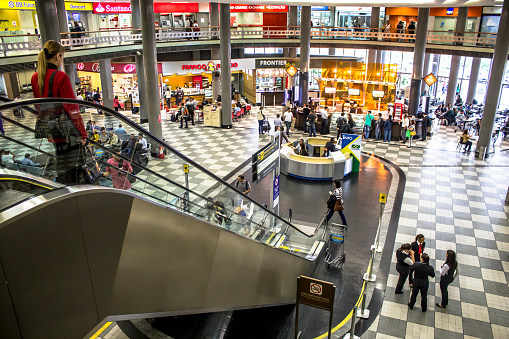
[280,142,353,180]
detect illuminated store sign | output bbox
[77,62,162,74]
[230,4,288,13]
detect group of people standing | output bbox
[395,234,459,312]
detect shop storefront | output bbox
[77,62,163,109]
[429,7,481,42]
[161,59,256,105]
[385,7,418,33]
[230,4,287,36]
[334,7,374,29]
[255,58,299,106]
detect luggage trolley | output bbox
[325,222,346,268]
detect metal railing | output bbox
[0,26,497,57]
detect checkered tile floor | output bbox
[362,123,509,339]
[3,96,509,339]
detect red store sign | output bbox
[93,2,198,14]
[181,62,239,71]
[77,62,162,74]
[230,4,288,12]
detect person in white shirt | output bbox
[436,250,459,309]
[137,133,148,150]
[400,113,410,143]
[283,108,293,136]
[320,106,329,135]
[165,89,171,108]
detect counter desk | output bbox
[280,139,353,180]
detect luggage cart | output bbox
[325,222,346,268]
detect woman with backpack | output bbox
[31,40,87,184]
[326,179,347,226]
[179,102,189,128]
[436,250,459,309]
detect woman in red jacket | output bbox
[31,40,88,184]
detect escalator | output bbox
[0,98,328,338]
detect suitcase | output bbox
[263,120,270,132]
[170,114,177,122]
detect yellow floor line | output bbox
[314,258,371,339]
[89,321,113,339]
[265,232,276,244]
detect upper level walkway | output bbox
[0,26,500,72]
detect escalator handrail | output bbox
[0,98,312,238]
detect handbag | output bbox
[35,71,81,142]
[118,159,136,184]
[334,198,344,211]
[81,147,103,184]
[410,131,416,136]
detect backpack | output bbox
[236,179,250,192]
[34,71,81,142]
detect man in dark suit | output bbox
[408,253,435,312]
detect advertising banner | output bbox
[273,175,280,208]
[341,133,362,162]
[93,2,198,14]
[230,4,287,12]
[77,62,162,74]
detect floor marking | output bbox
[89,321,112,339]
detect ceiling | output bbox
[74,0,504,8]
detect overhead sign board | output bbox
[77,62,162,74]
[1,0,36,10]
[324,87,336,94]
[257,142,279,181]
[93,2,198,14]
[66,2,93,11]
[348,88,360,96]
[341,134,362,162]
[423,72,437,86]
[256,59,300,69]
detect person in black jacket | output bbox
[408,253,435,312]
[395,243,415,294]
[436,250,459,309]
[421,113,430,141]
[409,234,425,287]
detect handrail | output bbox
[0,98,313,239]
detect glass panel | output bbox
[438,55,452,77]
[401,52,414,74]
[0,98,327,260]
[479,58,492,82]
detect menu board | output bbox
[348,88,360,96]
[324,87,336,94]
[372,91,385,98]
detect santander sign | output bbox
[93,2,131,14]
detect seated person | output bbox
[99,130,109,144]
[105,131,119,146]
[294,139,309,156]
[20,153,40,167]
[91,130,100,143]
[325,138,336,153]
[323,146,331,157]
[121,134,137,157]
[460,129,473,152]
[114,124,127,135]
[0,150,15,167]
[233,105,241,116]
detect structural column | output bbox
[477,0,509,157]
[99,59,113,110]
[455,7,468,46]
[220,3,232,128]
[131,0,148,121]
[299,6,311,107]
[420,53,431,95]
[140,0,163,144]
[35,0,60,43]
[466,57,481,104]
[210,2,220,102]
[64,64,77,92]
[408,8,429,116]
[55,0,67,38]
[371,7,380,40]
[445,8,467,105]
[287,6,298,89]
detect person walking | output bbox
[363,110,375,140]
[436,250,459,309]
[375,113,384,141]
[303,104,310,134]
[383,114,393,142]
[178,102,189,129]
[395,243,415,294]
[284,108,293,136]
[307,110,317,137]
[409,234,426,287]
[234,175,251,206]
[408,253,435,312]
[325,179,347,226]
[257,108,265,135]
